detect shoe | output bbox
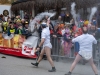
[65,72,71,75]
[48,67,56,72]
[31,62,39,67]
[95,74,98,75]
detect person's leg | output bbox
[65,54,82,75]
[37,49,45,63]
[69,54,82,72]
[44,46,56,72]
[89,58,98,75]
[64,42,68,55]
[31,49,45,67]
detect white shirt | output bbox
[41,27,51,45]
[72,34,97,51]
[61,29,65,35]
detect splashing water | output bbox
[71,2,78,26]
[29,12,56,32]
[89,7,97,23]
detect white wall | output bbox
[0,5,11,17]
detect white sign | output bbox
[22,36,38,56]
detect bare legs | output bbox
[37,46,55,67]
[67,54,98,75]
[89,58,98,74]
[44,46,55,67]
[37,49,45,63]
[69,54,82,72]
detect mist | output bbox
[71,2,78,26]
[89,7,97,23]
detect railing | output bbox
[94,39,100,70]
[51,37,75,61]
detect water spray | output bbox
[89,7,97,23]
[71,2,78,26]
[29,12,56,32]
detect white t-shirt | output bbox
[72,34,97,51]
[41,27,52,48]
[61,29,65,35]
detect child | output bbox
[7,22,16,36]
[16,24,25,35]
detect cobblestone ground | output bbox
[0,54,100,75]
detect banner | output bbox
[0,33,38,58]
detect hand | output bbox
[92,33,95,36]
[68,37,70,39]
[53,35,57,38]
[3,32,5,34]
[35,47,40,53]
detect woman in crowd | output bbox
[62,23,72,56]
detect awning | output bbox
[11,0,35,11]
[11,0,100,12]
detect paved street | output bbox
[0,54,100,75]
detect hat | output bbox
[16,19,21,23]
[25,21,29,24]
[84,20,89,25]
[41,22,47,28]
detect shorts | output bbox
[43,43,52,49]
[78,50,92,60]
[79,53,82,57]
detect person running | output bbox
[65,26,98,75]
[31,21,56,72]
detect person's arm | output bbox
[93,36,97,44]
[32,25,38,33]
[50,22,54,30]
[57,29,62,37]
[14,28,17,34]
[57,33,62,37]
[47,18,50,27]
[72,36,80,43]
[38,38,45,47]
[16,29,19,34]
[36,32,46,52]
[22,28,26,34]
[7,28,11,36]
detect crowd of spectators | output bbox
[0,13,32,39]
[0,13,99,56]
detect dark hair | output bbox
[81,26,88,34]
[41,24,47,28]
